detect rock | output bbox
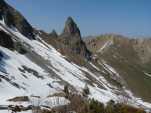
[0,0,35,39]
[63,16,80,37]
[60,17,91,60]
[8,96,29,102]
[0,30,14,49]
[0,51,3,59]
[49,29,58,38]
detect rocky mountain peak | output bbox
[50,29,58,38]
[59,17,91,60]
[63,16,80,37]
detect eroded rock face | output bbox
[60,17,91,60]
[132,38,151,63]
[0,30,14,49]
[49,29,58,38]
[0,0,35,39]
[63,17,81,37]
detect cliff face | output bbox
[60,17,91,60]
[63,17,81,37]
[0,0,35,39]
[39,17,91,63]
[0,30,14,49]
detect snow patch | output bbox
[89,62,100,71]
[97,40,113,53]
[144,72,151,78]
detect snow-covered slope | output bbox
[0,18,116,103]
[0,18,151,112]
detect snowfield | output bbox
[0,19,151,111]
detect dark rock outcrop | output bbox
[38,30,60,49]
[49,29,58,38]
[60,17,91,60]
[0,30,14,49]
[0,0,35,39]
[63,17,80,37]
[0,51,3,60]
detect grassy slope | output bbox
[85,35,151,102]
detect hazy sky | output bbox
[6,0,151,37]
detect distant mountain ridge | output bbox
[84,34,151,64]
[84,34,151,103]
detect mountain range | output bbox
[0,0,151,113]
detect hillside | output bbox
[84,34,151,103]
[0,0,151,113]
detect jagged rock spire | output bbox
[50,29,58,38]
[60,16,91,60]
[63,16,81,37]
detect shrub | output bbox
[105,102,146,113]
[114,104,146,113]
[83,84,90,97]
[15,42,27,54]
[89,99,105,113]
[68,94,89,113]
[64,85,69,98]
[105,100,116,113]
